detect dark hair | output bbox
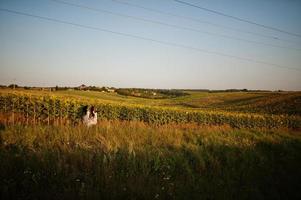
[82,105,88,115]
[89,106,95,118]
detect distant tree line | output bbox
[0,84,284,93]
[185,89,272,93]
[74,86,115,92]
[115,88,188,99]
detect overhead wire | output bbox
[109,0,298,44]
[173,0,301,38]
[49,0,301,52]
[0,8,300,72]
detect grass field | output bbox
[0,88,301,199]
[1,121,300,199]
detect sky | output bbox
[0,0,301,90]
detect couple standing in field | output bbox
[82,106,97,126]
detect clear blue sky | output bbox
[0,0,301,90]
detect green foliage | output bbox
[0,93,300,128]
[8,84,18,89]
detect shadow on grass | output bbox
[0,136,300,200]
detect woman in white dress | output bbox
[83,106,97,127]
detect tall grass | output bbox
[1,120,300,199]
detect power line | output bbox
[173,0,301,38]
[0,8,300,72]
[109,0,298,44]
[49,0,301,52]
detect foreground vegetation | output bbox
[1,120,300,199]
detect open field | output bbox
[1,89,300,129]
[1,88,301,115]
[0,88,301,199]
[1,121,301,199]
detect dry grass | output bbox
[1,119,300,199]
